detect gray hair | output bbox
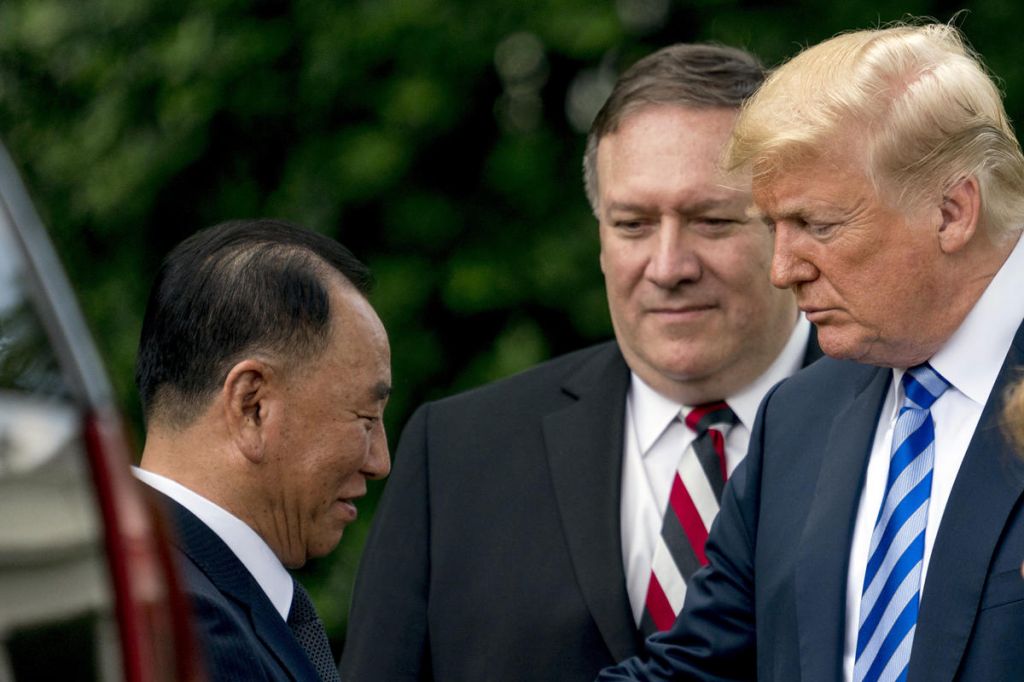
[583,43,765,214]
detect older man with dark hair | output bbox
[601,22,1024,682]
[135,219,391,681]
[341,43,818,681]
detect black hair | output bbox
[135,218,372,426]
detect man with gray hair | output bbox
[341,43,818,681]
[601,22,1024,682]
[135,219,392,681]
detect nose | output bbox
[646,220,701,289]
[364,426,391,480]
[770,223,818,289]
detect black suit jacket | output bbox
[156,491,320,682]
[599,320,1024,681]
[340,337,822,681]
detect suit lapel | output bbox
[908,321,1024,682]
[795,365,891,682]
[540,333,822,663]
[541,343,638,662]
[157,492,319,682]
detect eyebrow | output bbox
[605,197,748,215]
[763,197,860,223]
[373,382,392,401]
[767,205,810,220]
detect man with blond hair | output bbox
[600,22,1024,682]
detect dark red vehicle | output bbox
[0,142,204,681]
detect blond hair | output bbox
[725,23,1024,235]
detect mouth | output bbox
[800,306,835,323]
[334,496,361,520]
[647,303,717,318]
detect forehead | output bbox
[596,105,747,204]
[599,106,737,166]
[751,144,875,217]
[324,280,390,373]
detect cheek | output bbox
[830,252,905,314]
[597,226,617,274]
[600,227,653,276]
[601,248,644,303]
[330,426,374,474]
[304,425,354,476]
[820,225,896,288]
[600,243,628,278]
[861,279,912,328]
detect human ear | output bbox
[222,360,272,464]
[937,176,981,254]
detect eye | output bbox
[612,218,648,233]
[358,414,380,430]
[692,217,738,236]
[806,222,840,239]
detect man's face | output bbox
[596,105,797,404]
[269,280,391,567]
[752,142,948,368]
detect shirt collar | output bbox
[628,314,811,453]
[629,373,685,455]
[133,466,294,620]
[896,230,1024,409]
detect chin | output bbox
[654,349,724,380]
[307,528,347,560]
[816,327,859,360]
[818,334,887,366]
[283,554,308,570]
[817,341,853,361]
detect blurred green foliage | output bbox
[2,0,1021,653]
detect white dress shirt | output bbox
[133,467,294,621]
[842,232,1024,681]
[621,316,812,624]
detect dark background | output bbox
[2,0,1020,650]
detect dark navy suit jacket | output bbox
[341,336,821,682]
[599,320,1024,681]
[156,491,320,682]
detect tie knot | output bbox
[901,363,950,411]
[683,401,738,435]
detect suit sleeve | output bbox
[340,404,433,681]
[596,385,777,681]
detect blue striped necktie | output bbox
[854,363,950,682]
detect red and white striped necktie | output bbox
[640,401,738,634]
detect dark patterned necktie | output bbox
[287,579,341,682]
[640,401,738,634]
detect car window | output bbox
[0,221,120,680]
